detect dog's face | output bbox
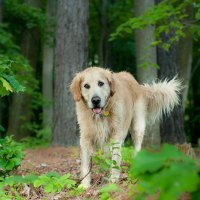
[70,67,115,115]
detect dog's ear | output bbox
[70,73,82,102]
[106,71,115,96]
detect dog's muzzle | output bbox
[91,96,102,114]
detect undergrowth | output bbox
[0,136,200,200]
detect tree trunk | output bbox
[0,0,5,137]
[177,6,193,110]
[0,0,2,21]
[52,0,88,146]
[178,36,192,109]
[99,0,107,67]
[190,61,200,145]
[157,31,186,144]
[134,0,160,148]
[7,0,40,140]
[42,0,56,129]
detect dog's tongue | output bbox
[92,108,102,114]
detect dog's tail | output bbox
[143,78,182,122]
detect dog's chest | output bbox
[92,117,111,148]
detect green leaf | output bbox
[23,174,38,184]
[0,77,13,92]
[130,144,200,199]
[44,183,54,193]
[0,124,5,132]
[2,74,25,92]
[33,180,43,187]
[100,183,118,193]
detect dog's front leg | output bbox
[80,139,92,188]
[110,141,122,183]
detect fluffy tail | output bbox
[143,78,182,122]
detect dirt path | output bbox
[18,147,81,178]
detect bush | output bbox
[130,144,200,200]
[0,136,24,177]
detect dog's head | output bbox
[70,67,115,114]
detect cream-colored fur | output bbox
[70,67,181,187]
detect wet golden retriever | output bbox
[70,67,181,187]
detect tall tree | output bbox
[98,0,113,67]
[190,60,200,144]
[178,36,193,109]
[0,0,2,21]
[177,5,193,109]
[7,0,40,139]
[52,0,89,146]
[157,45,186,143]
[42,0,56,129]
[0,0,4,137]
[156,6,186,143]
[134,0,160,147]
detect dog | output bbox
[70,67,181,188]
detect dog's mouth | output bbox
[92,107,103,114]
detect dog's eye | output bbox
[84,84,90,89]
[98,81,104,87]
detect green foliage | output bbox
[0,136,24,177]
[0,24,19,53]
[0,144,200,199]
[92,149,112,173]
[0,171,84,199]
[1,174,38,187]
[33,172,84,196]
[99,183,119,200]
[0,55,27,96]
[0,0,54,137]
[21,128,51,148]
[89,0,136,73]
[3,0,54,40]
[92,143,122,178]
[0,174,38,200]
[34,172,71,193]
[121,146,134,164]
[111,0,200,50]
[130,144,200,200]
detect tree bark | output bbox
[52,0,88,146]
[134,0,160,147]
[42,0,56,129]
[0,0,4,137]
[0,0,2,21]
[99,0,107,67]
[157,31,186,144]
[178,36,192,109]
[190,60,200,145]
[177,5,193,109]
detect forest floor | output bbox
[15,146,197,200]
[15,146,130,200]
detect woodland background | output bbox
[0,0,200,148]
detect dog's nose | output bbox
[91,96,101,106]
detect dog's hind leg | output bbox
[131,98,146,156]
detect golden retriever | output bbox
[70,67,181,187]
